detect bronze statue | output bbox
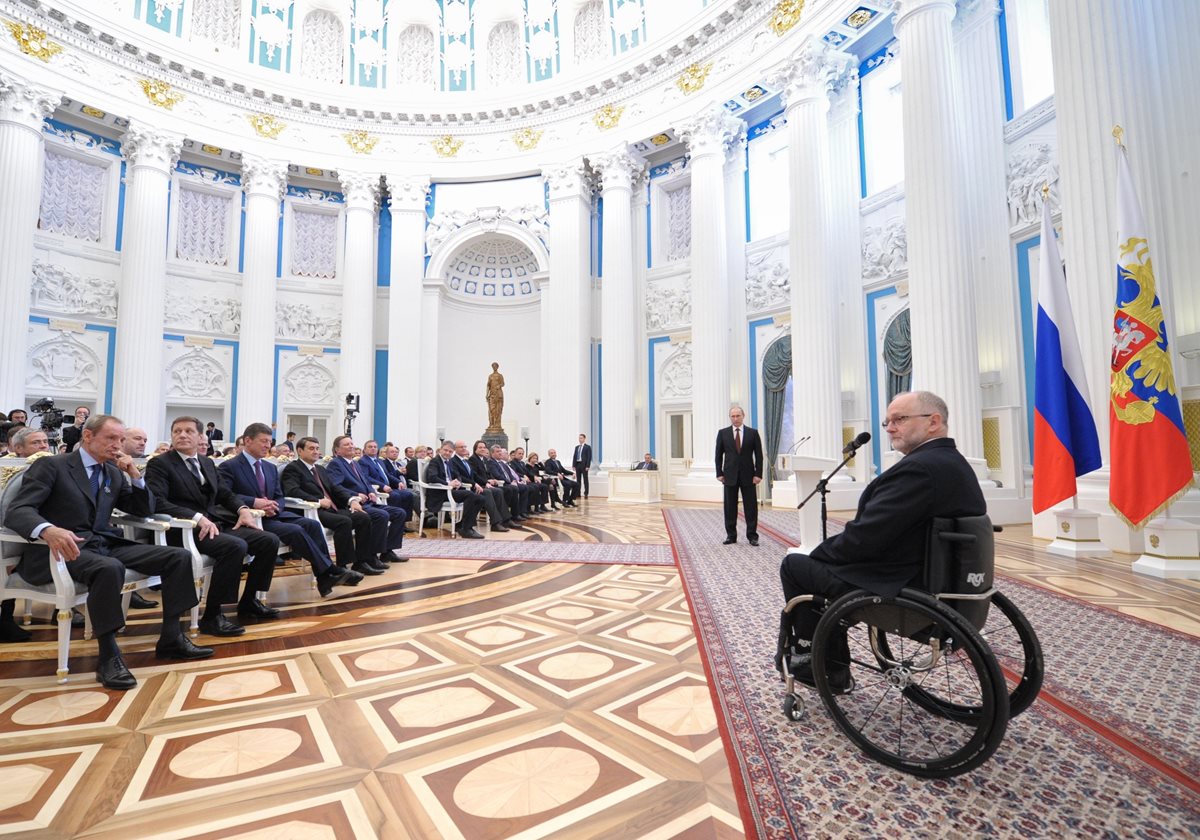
[486,362,505,432]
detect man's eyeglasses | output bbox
[881,414,933,428]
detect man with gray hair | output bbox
[0,426,50,642]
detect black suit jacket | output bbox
[571,443,592,469]
[423,456,458,509]
[814,438,986,596]
[715,425,763,487]
[61,424,84,450]
[281,460,353,509]
[466,454,493,487]
[144,450,245,524]
[6,452,155,584]
[543,458,573,477]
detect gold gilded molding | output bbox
[675,61,713,95]
[4,21,63,62]
[139,79,183,109]
[593,104,625,131]
[1149,534,1160,549]
[431,134,464,157]
[768,0,806,36]
[81,105,107,119]
[247,112,286,138]
[344,129,379,154]
[846,7,874,28]
[305,167,323,175]
[743,85,765,101]
[512,127,543,151]
[650,133,671,146]
[201,143,223,155]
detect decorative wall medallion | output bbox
[743,85,766,101]
[661,343,694,398]
[138,79,183,110]
[675,61,713,95]
[1061,521,1071,533]
[511,128,543,151]
[30,263,117,319]
[28,332,100,390]
[4,21,63,62]
[1148,534,1160,548]
[304,166,323,176]
[430,134,464,157]
[285,358,335,404]
[768,0,806,36]
[247,112,286,139]
[80,105,106,119]
[650,133,671,146]
[592,104,625,131]
[846,7,875,28]
[167,348,226,400]
[201,143,223,155]
[344,129,379,154]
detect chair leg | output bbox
[24,598,33,626]
[83,608,93,641]
[55,608,71,683]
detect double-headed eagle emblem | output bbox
[1110,236,1175,425]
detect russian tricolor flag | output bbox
[1033,198,1102,513]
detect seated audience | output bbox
[221,445,237,457]
[360,439,415,526]
[526,453,562,510]
[325,435,407,563]
[475,443,527,524]
[425,441,485,539]
[490,446,533,518]
[0,426,50,643]
[122,427,148,459]
[144,417,282,635]
[454,440,517,532]
[511,448,550,512]
[543,449,578,506]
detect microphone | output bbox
[842,431,871,455]
[785,435,812,456]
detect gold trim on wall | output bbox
[4,21,63,61]
[982,416,1002,471]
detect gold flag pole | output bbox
[1112,124,1125,149]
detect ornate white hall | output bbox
[1,0,1197,557]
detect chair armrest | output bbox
[111,512,172,533]
[285,497,320,510]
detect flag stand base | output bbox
[1046,508,1111,558]
[1132,518,1200,580]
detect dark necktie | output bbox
[312,466,331,502]
[254,459,267,496]
[89,463,103,501]
[187,457,203,485]
[735,428,742,453]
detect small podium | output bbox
[607,469,661,504]
[778,454,839,554]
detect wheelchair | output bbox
[775,515,1044,778]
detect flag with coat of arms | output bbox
[1108,141,1194,527]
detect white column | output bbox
[777,38,854,463]
[724,131,750,411]
[0,71,59,412]
[631,169,649,454]
[894,0,984,462]
[112,123,183,440]
[384,174,430,443]
[542,159,593,452]
[956,2,1025,417]
[338,171,380,440]
[589,147,643,470]
[235,155,287,430]
[420,278,441,440]
[674,104,743,498]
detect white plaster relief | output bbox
[284,357,335,403]
[660,343,693,398]
[861,218,908,281]
[277,301,342,341]
[28,332,100,391]
[745,249,789,312]
[164,289,241,333]
[166,347,226,399]
[1006,142,1060,227]
[30,262,117,319]
[645,283,691,331]
[425,205,549,256]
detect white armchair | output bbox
[415,459,461,538]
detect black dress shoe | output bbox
[340,568,364,586]
[129,592,157,610]
[749,538,760,547]
[237,599,281,621]
[403,524,416,534]
[198,614,246,637]
[490,524,510,532]
[381,550,408,564]
[457,527,485,539]
[505,521,528,530]
[96,655,137,690]
[317,569,339,597]
[155,636,215,660]
[0,618,32,643]
[352,561,384,576]
[723,537,736,545]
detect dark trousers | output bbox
[439,488,483,530]
[317,507,377,566]
[780,552,856,642]
[261,511,332,573]
[559,477,579,502]
[498,483,528,518]
[723,481,759,541]
[367,503,406,551]
[476,486,509,525]
[171,526,279,608]
[382,487,415,521]
[574,464,590,496]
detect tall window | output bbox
[487,21,523,87]
[860,54,904,195]
[301,10,345,84]
[574,0,606,66]
[1007,0,1054,112]
[396,25,436,89]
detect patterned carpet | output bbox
[664,508,1200,839]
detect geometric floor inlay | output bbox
[501,640,656,700]
[595,672,723,761]
[0,744,101,833]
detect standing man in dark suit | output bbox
[572,434,592,499]
[60,406,90,452]
[217,423,361,597]
[205,421,224,449]
[779,391,987,690]
[282,437,387,575]
[6,414,213,689]
[144,417,281,635]
[425,441,485,538]
[715,405,764,546]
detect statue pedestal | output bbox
[482,430,509,452]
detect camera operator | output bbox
[60,406,90,451]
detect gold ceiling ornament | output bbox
[4,21,63,62]
[649,133,671,146]
[768,0,806,36]
[1149,534,1160,548]
[139,79,183,110]
[846,7,875,28]
[305,166,323,175]
[675,61,713,95]
[431,134,464,157]
[344,129,379,154]
[247,112,286,139]
[511,127,544,151]
[743,85,765,101]
[592,103,625,131]
[81,105,107,119]
[201,143,223,155]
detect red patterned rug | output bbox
[664,507,1200,839]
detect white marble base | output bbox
[673,473,726,503]
[770,480,798,508]
[1045,508,1111,558]
[606,470,662,504]
[1132,517,1200,580]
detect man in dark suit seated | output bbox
[633,452,658,471]
[489,446,532,519]
[217,423,361,597]
[779,391,987,691]
[282,437,387,576]
[543,449,578,507]
[144,417,281,636]
[360,440,415,529]
[380,443,414,528]
[6,414,213,690]
[451,440,515,533]
[425,441,485,539]
[325,436,406,563]
[466,440,526,529]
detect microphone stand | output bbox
[797,447,859,542]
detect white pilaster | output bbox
[420,277,441,439]
[632,168,650,455]
[385,174,430,443]
[112,123,183,440]
[236,155,287,431]
[776,37,854,463]
[0,71,59,413]
[589,147,643,470]
[674,104,743,499]
[542,159,593,452]
[894,0,985,462]
[724,132,749,411]
[338,171,380,441]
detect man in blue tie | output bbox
[359,439,415,530]
[325,435,407,563]
[217,423,361,596]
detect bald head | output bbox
[122,427,148,458]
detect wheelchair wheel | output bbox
[813,590,1009,778]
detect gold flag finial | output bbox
[1112,124,1125,149]
[1041,182,1050,200]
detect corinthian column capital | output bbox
[894,0,958,30]
[0,69,61,132]
[774,37,855,112]
[542,158,590,200]
[588,147,643,194]
[122,123,184,173]
[385,174,430,213]
[339,170,381,211]
[241,154,288,199]
[674,104,744,161]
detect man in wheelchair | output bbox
[779,390,986,692]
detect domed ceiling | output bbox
[442,235,541,300]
